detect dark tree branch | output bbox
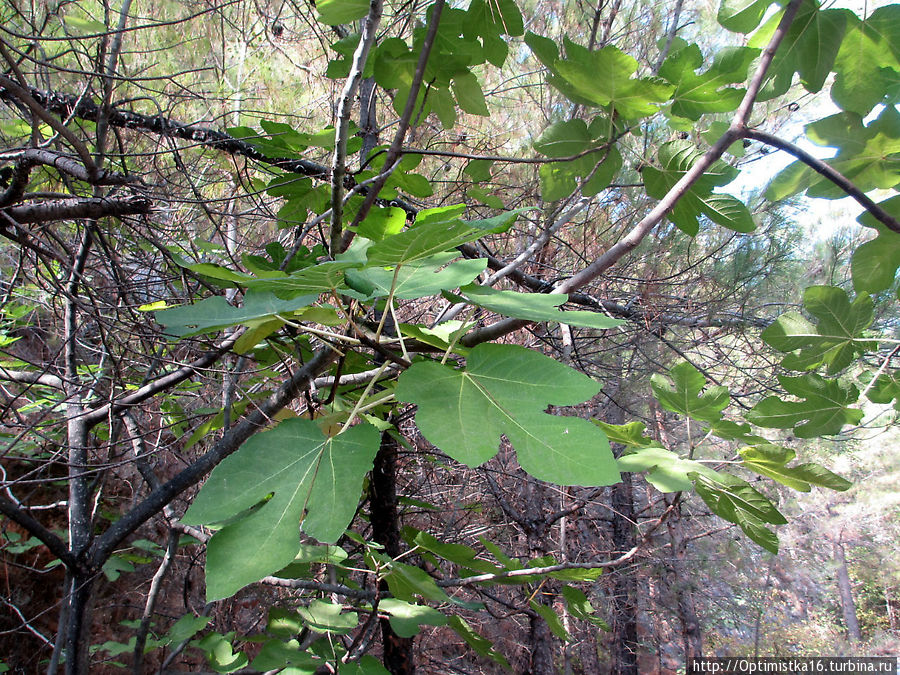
[744,128,900,234]
[3,195,151,224]
[86,346,339,567]
[0,148,133,208]
[0,72,98,178]
[0,495,79,570]
[0,81,327,178]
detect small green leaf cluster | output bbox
[607,361,851,554]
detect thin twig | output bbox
[132,528,178,673]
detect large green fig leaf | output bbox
[851,195,900,293]
[317,0,369,26]
[365,209,527,266]
[761,286,875,374]
[746,373,863,437]
[693,473,786,554]
[346,254,486,299]
[395,344,618,485]
[246,261,362,297]
[659,42,757,120]
[749,2,852,100]
[717,0,773,33]
[182,419,379,600]
[534,119,593,157]
[866,369,900,408]
[650,361,729,423]
[525,34,673,119]
[832,5,900,115]
[592,420,657,448]
[616,446,720,493]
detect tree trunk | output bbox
[605,389,638,675]
[666,507,703,664]
[61,573,97,675]
[525,478,556,675]
[833,538,861,643]
[609,472,638,675]
[370,430,415,674]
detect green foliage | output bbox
[380,599,449,637]
[348,254,486,300]
[767,106,900,201]
[747,373,864,437]
[6,0,900,668]
[693,473,786,554]
[738,445,852,492]
[525,34,674,119]
[761,286,875,374]
[650,361,730,422]
[193,632,249,673]
[317,0,370,26]
[643,141,755,234]
[717,0,774,33]
[448,616,512,669]
[182,420,380,600]
[617,446,717,493]
[851,196,900,293]
[749,1,853,100]
[156,290,318,337]
[397,343,618,485]
[364,209,524,266]
[450,284,624,329]
[832,5,900,115]
[659,41,758,120]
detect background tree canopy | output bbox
[0,0,898,671]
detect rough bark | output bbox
[524,479,555,675]
[666,507,703,664]
[607,394,638,675]
[833,538,861,643]
[3,195,151,224]
[609,472,638,675]
[370,430,415,674]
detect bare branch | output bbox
[0,367,64,389]
[3,195,151,225]
[330,0,383,255]
[745,128,900,233]
[87,346,339,566]
[0,148,134,208]
[437,546,640,587]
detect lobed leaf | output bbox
[182,420,380,600]
[746,373,863,437]
[396,344,619,485]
